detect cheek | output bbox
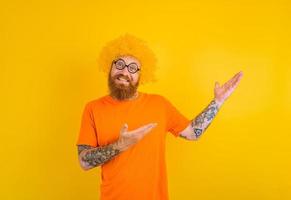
[110,69,117,78]
[132,75,140,83]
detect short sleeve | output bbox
[76,102,98,147]
[163,97,191,137]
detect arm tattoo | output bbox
[181,99,220,140]
[77,144,120,169]
[78,145,92,155]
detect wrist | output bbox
[213,98,224,109]
[112,141,122,153]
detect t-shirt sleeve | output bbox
[76,102,98,147]
[163,96,191,137]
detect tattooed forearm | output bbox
[180,99,221,140]
[77,143,120,170]
[192,99,220,139]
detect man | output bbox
[76,34,243,200]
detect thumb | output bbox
[215,81,220,89]
[121,123,128,134]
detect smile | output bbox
[116,77,129,83]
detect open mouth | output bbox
[116,76,130,83]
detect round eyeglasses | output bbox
[113,58,141,74]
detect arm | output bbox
[77,123,157,170]
[179,71,243,140]
[179,99,222,140]
[77,142,121,170]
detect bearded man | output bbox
[76,34,243,200]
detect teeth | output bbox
[117,77,128,82]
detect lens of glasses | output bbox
[128,63,138,73]
[115,60,125,69]
[114,59,139,74]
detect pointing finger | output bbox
[130,123,158,135]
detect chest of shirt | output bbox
[92,100,167,146]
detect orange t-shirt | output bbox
[76,92,190,200]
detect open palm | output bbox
[214,71,243,104]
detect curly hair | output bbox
[97,33,157,84]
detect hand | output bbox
[214,71,243,105]
[114,123,158,152]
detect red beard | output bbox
[108,73,139,100]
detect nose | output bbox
[119,66,130,76]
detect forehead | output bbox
[117,55,141,66]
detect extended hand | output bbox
[115,123,158,152]
[214,71,243,105]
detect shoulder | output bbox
[144,92,161,100]
[83,95,108,109]
[144,93,170,105]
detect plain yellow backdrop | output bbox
[1,0,290,199]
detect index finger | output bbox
[230,71,243,87]
[129,123,158,135]
[226,71,243,88]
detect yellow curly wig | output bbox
[97,33,157,84]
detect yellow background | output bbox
[1,0,290,199]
